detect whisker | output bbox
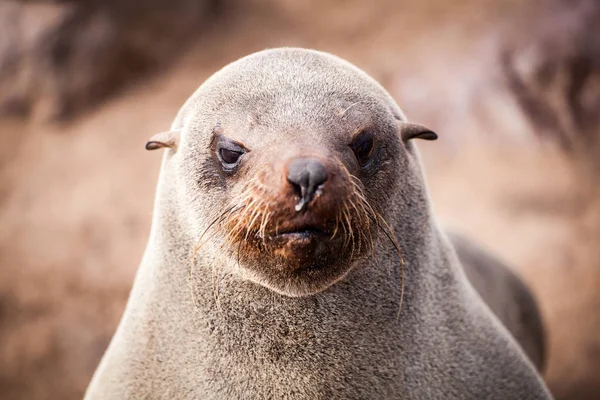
[244,200,265,240]
[347,166,404,319]
[331,213,340,240]
[376,213,406,321]
[342,206,353,247]
[347,198,364,255]
[191,205,237,258]
[259,210,272,244]
[188,205,240,309]
[237,236,243,271]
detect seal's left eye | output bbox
[219,148,244,165]
[350,130,375,167]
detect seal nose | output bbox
[287,158,328,211]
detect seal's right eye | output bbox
[216,139,247,171]
[219,148,243,165]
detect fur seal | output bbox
[85,48,552,399]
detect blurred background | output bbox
[0,0,598,399]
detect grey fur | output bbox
[449,232,547,372]
[85,48,552,399]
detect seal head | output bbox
[146,48,436,297]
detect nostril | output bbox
[287,169,308,193]
[306,162,328,189]
[287,158,328,211]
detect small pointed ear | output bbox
[398,121,438,141]
[145,130,180,151]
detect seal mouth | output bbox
[269,226,331,240]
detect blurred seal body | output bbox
[85,48,552,399]
[449,232,547,371]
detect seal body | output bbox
[85,48,552,399]
[449,232,547,371]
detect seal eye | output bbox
[350,130,375,167]
[219,148,244,165]
[216,138,247,171]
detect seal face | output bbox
[197,119,385,297]
[219,140,378,296]
[150,49,435,297]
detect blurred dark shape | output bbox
[0,0,220,121]
[502,0,600,161]
[502,4,600,399]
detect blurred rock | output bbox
[0,0,219,121]
[502,0,600,162]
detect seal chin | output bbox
[249,254,355,297]
[239,230,355,297]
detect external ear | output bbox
[145,130,180,151]
[398,121,437,141]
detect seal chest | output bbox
[85,48,552,400]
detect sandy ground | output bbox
[1,1,599,399]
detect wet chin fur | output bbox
[237,235,356,297]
